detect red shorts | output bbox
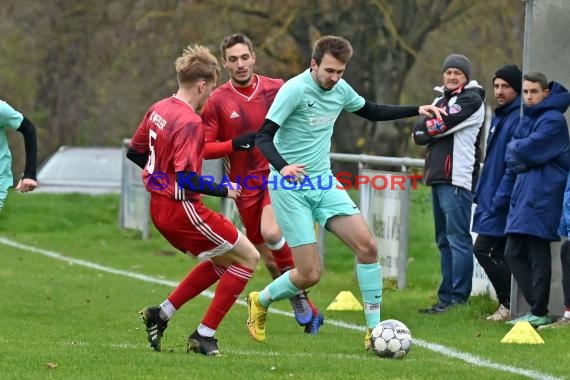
[150,194,239,260]
[238,190,271,245]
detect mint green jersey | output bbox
[0,100,24,193]
[266,69,365,177]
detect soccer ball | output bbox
[370,319,412,359]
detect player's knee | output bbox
[356,236,377,262]
[247,251,260,270]
[237,245,260,270]
[298,267,322,287]
[260,223,282,243]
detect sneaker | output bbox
[418,302,450,314]
[187,330,221,356]
[505,313,532,325]
[140,306,168,351]
[289,290,313,326]
[486,304,510,322]
[364,328,373,351]
[246,291,268,342]
[304,311,324,335]
[538,316,570,330]
[506,313,551,327]
[528,314,551,327]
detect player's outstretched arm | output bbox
[203,132,256,160]
[352,101,446,122]
[16,116,38,192]
[255,119,289,172]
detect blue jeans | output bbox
[431,184,474,304]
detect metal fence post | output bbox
[398,164,410,289]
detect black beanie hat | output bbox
[493,64,522,94]
[442,54,471,80]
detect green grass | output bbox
[0,187,568,380]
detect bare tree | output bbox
[0,0,523,175]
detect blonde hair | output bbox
[175,44,221,87]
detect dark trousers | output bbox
[504,233,551,316]
[561,239,570,309]
[474,235,511,308]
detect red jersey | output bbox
[202,75,283,179]
[130,95,203,202]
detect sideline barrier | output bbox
[328,153,492,292]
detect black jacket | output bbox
[412,80,485,192]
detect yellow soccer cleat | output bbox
[246,291,268,342]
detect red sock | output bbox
[271,243,295,274]
[168,260,225,309]
[201,264,253,330]
[307,296,319,315]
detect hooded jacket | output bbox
[505,82,570,241]
[412,80,485,192]
[472,95,521,236]
[559,173,570,238]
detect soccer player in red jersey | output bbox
[127,44,260,356]
[201,34,323,334]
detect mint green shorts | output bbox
[0,188,6,210]
[269,180,360,247]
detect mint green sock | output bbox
[258,271,299,308]
[356,262,382,329]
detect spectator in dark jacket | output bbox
[472,65,522,321]
[505,72,570,327]
[413,54,485,314]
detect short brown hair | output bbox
[523,72,549,91]
[219,33,254,60]
[312,36,353,65]
[175,44,221,87]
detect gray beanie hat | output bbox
[442,54,471,80]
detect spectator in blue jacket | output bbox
[504,72,570,327]
[538,173,570,330]
[472,64,522,322]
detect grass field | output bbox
[0,186,568,380]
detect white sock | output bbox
[564,310,570,319]
[197,323,215,337]
[159,300,176,320]
[266,236,286,250]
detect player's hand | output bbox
[231,132,256,151]
[225,181,241,200]
[419,105,447,119]
[280,164,307,183]
[16,178,38,193]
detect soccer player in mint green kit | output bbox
[246,35,444,351]
[0,100,38,210]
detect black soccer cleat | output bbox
[187,330,221,356]
[140,306,168,351]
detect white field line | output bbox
[0,237,564,380]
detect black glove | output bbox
[231,132,256,151]
[411,117,434,146]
